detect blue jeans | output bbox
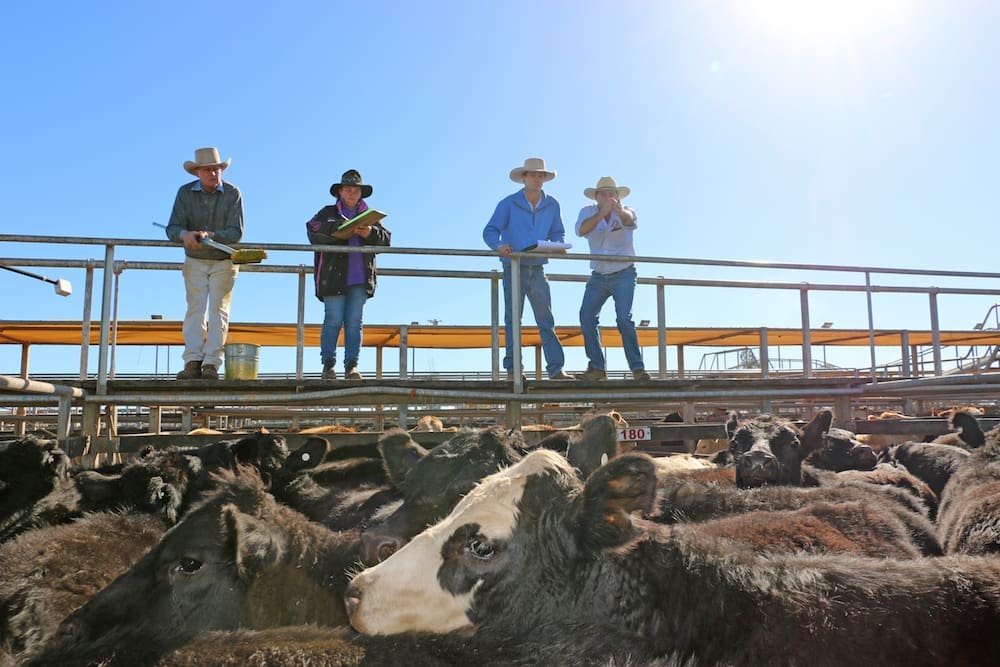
[579,266,644,372]
[502,263,564,377]
[320,285,367,368]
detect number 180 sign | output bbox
[617,426,651,441]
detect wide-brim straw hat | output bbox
[183,147,231,175]
[509,157,556,183]
[584,176,630,200]
[330,169,374,198]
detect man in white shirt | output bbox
[574,176,651,381]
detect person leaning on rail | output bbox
[164,147,244,381]
[573,176,651,382]
[483,157,573,381]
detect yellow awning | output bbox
[2,320,999,349]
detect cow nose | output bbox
[344,582,362,619]
[361,530,401,564]
[742,450,776,472]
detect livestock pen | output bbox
[4,233,1000,454]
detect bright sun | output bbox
[739,0,911,48]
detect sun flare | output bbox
[739,0,912,48]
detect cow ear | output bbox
[378,429,429,485]
[709,448,733,466]
[801,410,834,456]
[572,453,657,553]
[221,503,282,580]
[230,435,263,466]
[291,437,330,470]
[725,412,740,440]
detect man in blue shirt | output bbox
[483,158,573,380]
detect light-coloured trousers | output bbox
[181,256,238,367]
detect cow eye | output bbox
[176,557,202,574]
[468,537,494,561]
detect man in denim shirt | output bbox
[483,158,573,380]
[574,176,651,382]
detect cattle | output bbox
[0,512,166,663]
[803,426,877,472]
[73,431,290,527]
[533,413,619,478]
[36,469,364,666]
[936,429,1000,555]
[931,408,986,449]
[651,454,715,475]
[883,440,971,497]
[359,427,524,564]
[668,499,924,558]
[725,410,830,488]
[345,450,1000,665]
[0,437,73,542]
[655,466,940,556]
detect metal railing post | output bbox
[929,290,943,375]
[656,282,667,379]
[296,268,306,380]
[799,286,812,379]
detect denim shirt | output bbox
[483,189,564,266]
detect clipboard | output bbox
[337,208,387,233]
[521,240,572,253]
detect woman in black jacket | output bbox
[305,169,391,380]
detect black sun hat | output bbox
[330,169,373,198]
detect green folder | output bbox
[337,209,387,232]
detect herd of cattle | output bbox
[1,406,999,665]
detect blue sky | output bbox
[3,1,1000,376]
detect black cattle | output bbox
[272,429,428,532]
[931,409,986,449]
[0,437,73,543]
[936,429,1000,555]
[534,414,618,479]
[0,512,166,663]
[726,410,830,488]
[669,499,924,558]
[346,450,1000,665]
[803,426,877,472]
[656,466,940,556]
[72,431,291,527]
[359,427,524,564]
[885,440,971,497]
[36,469,364,666]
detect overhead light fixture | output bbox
[974,323,984,330]
[821,322,834,329]
[409,321,419,326]
[638,319,651,327]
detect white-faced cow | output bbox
[346,450,1000,665]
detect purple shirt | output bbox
[339,201,367,286]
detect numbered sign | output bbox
[617,426,651,441]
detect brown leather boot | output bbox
[176,360,202,380]
[200,364,219,380]
[345,363,362,380]
[322,360,337,380]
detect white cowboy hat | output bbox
[584,176,630,200]
[183,147,231,175]
[509,157,556,183]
